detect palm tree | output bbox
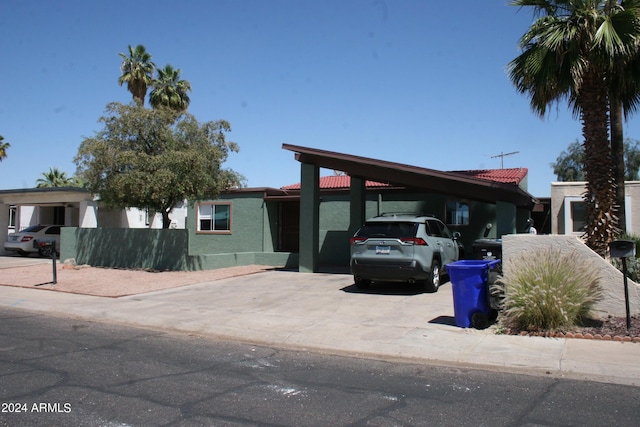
[118,44,155,107]
[149,64,192,112]
[608,4,640,233]
[36,167,73,188]
[0,135,9,163]
[508,0,640,255]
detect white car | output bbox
[4,225,61,256]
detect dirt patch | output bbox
[0,263,274,297]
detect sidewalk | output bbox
[1,268,639,386]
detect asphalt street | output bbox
[1,308,639,427]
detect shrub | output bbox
[497,247,602,332]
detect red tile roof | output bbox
[281,175,390,190]
[281,168,528,190]
[450,168,528,185]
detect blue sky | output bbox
[2,0,639,197]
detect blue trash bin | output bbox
[446,259,501,329]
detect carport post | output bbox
[299,162,320,273]
[349,176,366,234]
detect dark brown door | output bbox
[279,201,299,252]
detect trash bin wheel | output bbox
[471,312,489,330]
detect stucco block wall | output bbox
[502,234,640,319]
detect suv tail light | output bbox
[400,237,427,245]
[350,237,367,244]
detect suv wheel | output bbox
[423,260,440,293]
[354,276,371,289]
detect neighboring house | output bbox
[551,181,640,235]
[0,187,187,255]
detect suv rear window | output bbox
[355,222,418,238]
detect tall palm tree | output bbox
[608,1,640,233]
[36,167,73,188]
[508,0,640,255]
[149,64,192,112]
[0,135,9,163]
[118,44,155,107]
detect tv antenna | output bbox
[491,151,519,168]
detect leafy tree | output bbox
[508,0,640,255]
[552,138,640,181]
[150,64,192,112]
[36,167,74,188]
[74,103,243,228]
[118,45,155,107]
[0,135,9,162]
[551,140,586,181]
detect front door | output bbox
[278,201,299,252]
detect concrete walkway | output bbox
[1,268,639,386]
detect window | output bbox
[197,203,231,233]
[9,206,16,229]
[563,197,586,234]
[571,201,586,233]
[446,201,469,225]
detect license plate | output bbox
[376,245,391,254]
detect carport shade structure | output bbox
[282,144,537,273]
[281,144,536,208]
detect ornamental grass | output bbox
[497,247,602,332]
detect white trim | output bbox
[563,196,584,235]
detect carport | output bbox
[0,187,98,253]
[282,144,537,273]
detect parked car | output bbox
[4,225,61,257]
[350,214,460,292]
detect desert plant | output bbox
[497,248,602,332]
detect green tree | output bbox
[36,167,74,188]
[0,135,9,162]
[118,44,155,107]
[150,64,192,112]
[508,0,640,255]
[551,139,586,181]
[74,103,243,228]
[552,138,640,181]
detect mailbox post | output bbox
[34,239,57,285]
[609,240,636,330]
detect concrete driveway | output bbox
[1,261,639,386]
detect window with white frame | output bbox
[564,196,587,234]
[9,205,16,229]
[197,203,231,233]
[564,195,631,234]
[445,201,469,226]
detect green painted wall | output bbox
[60,188,518,271]
[314,191,500,265]
[62,227,198,270]
[188,193,272,255]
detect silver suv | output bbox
[350,214,461,292]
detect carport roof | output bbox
[282,144,537,208]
